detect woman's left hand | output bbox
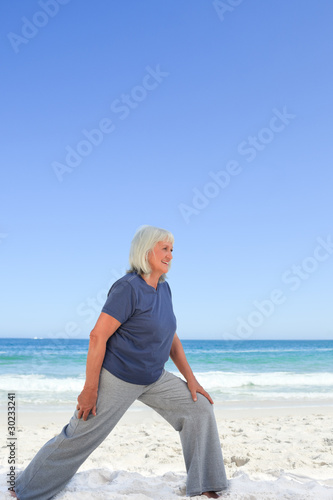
[187,376,214,404]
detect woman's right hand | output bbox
[76,313,121,421]
[76,387,98,421]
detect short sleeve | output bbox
[101,280,136,324]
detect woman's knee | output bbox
[192,393,215,417]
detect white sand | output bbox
[1,402,333,499]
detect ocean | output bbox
[1,338,332,411]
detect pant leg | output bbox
[138,370,228,497]
[15,369,143,500]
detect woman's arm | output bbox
[169,333,214,404]
[76,312,121,421]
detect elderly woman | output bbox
[14,225,227,499]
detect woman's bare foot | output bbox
[202,492,220,499]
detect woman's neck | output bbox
[141,272,160,289]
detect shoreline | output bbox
[1,397,332,419]
[1,400,332,431]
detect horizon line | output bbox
[0,336,332,341]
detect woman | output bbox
[14,225,228,499]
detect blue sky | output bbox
[1,0,332,340]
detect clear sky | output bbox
[1,0,332,340]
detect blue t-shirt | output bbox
[101,272,177,385]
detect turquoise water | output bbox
[1,338,332,409]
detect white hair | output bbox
[127,225,174,282]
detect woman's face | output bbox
[148,240,173,276]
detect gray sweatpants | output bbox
[15,369,227,499]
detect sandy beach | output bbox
[1,402,333,499]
